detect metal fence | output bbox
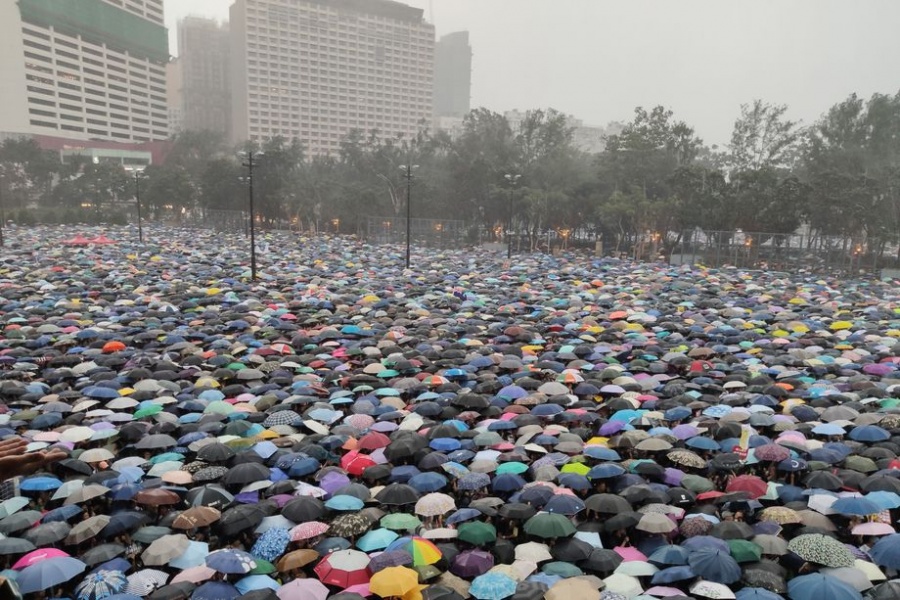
[670,229,886,272]
[363,217,469,249]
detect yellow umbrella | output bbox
[369,566,419,598]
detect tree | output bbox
[140,165,196,218]
[729,100,802,172]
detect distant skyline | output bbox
[164,0,900,146]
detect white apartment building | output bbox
[230,0,435,155]
[0,0,169,143]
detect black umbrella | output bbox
[375,483,421,506]
[100,511,149,538]
[80,543,126,566]
[497,503,536,520]
[282,497,326,523]
[23,521,70,546]
[549,537,593,562]
[148,582,196,600]
[0,511,42,535]
[197,443,236,463]
[186,485,233,509]
[579,548,623,574]
[511,581,548,600]
[710,521,754,540]
[585,494,631,514]
[238,590,279,600]
[871,580,900,600]
[0,537,35,555]
[804,471,843,491]
[218,505,265,537]
[222,463,271,486]
[422,585,465,600]
[384,436,429,462]
[604,512,642,532]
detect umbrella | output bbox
[330,513,372,538]
[206,549,257,574]
[869,534,900,568]
[17,557,88,594]
[141,534,191,567]
[523,513,576,539]
[787,534,855,568]
[415,493,457,517]
[452,549,495,578]
[193,582,240,600]
[368,566,420,598]
[277,549,320,572]
[171,507,221,530]
[313,549,371,588]
[687,548,742,584]
[76,570,128,600]
[786,573,862,600]
[387,537,443,566]
[458,522,498,546]
[126,569,170,596]
[690,580,737,599]
[470,572,518,600]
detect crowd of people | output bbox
[0,225,893,600]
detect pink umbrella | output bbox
[343,583,371,596]
[172,566,216,584]
[277,579,329,600]
[614,547,648,562]
[291,521,330,541]
[13,548,69,570]
[851,522,895,536]
[647,586,690,597]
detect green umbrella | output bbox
[680,474,715,493]
[133,405,163,419]
[457,522,497,547]
[523,513,576,539]
[496,462,529,475]
[380,513,422,532]
[249,559,276,575]
[148,453,185,465]
[133,526,173,544]
[542,561,583,578]
[844,455,878,473]
[728,539,763,563]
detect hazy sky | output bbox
[164,0,900,146]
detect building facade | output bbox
[433,31,471,118]
[0,0,169,143]
[170,17,231,137]
[230,0,435,155]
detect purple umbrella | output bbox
[320,472,351,496]
[451,549,494,578]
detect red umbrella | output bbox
[88,235,116,245]
[726,475,768,499]
[62,235,92,246]
[341,451,376,476]
[134,489,181,506]
[313,549,371,588]
[357,432,391,451]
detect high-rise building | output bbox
[0,0,169,143]
[169,17,231,137]
[433,31,471,118]
[230,0,435,155]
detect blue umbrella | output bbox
[687,547,741,584]
[582,447,621,461]
[869,534,900,568]
[650,565,695,584]
[42,505,83,523]
[75,569,127,600]
[430,438,462,452]
[787,573,862,600]
[865,491,900,510]
[648,545,691,566]
[408,472,448,493]
[234,575,279,594]
[736,589,785,600]
[557,474,591,491]
[356,528,399,552]
[682,536,729,553]
[543,495,585,516]
[848,426,890,442]
[192,581,240,600]
[457,473,490,491]
[250,529,290,563]
[831,497,881,516]
[587,464,625,480]
[170,541,208,570]
[469,572,517,600]
[492,474,526,493]
[205,549,257,574]
[324,495,364,511]
[686,437,720,451]
[20,476,63,492]
[447,508,483,525]
[17,557,87,594]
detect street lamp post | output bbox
[239,150,263,280]
[504,174,521,259]
[125,167,146,243]
[400,163,418,269]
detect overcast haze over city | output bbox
[166,0,900,146]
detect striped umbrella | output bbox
[76,570,128,600]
